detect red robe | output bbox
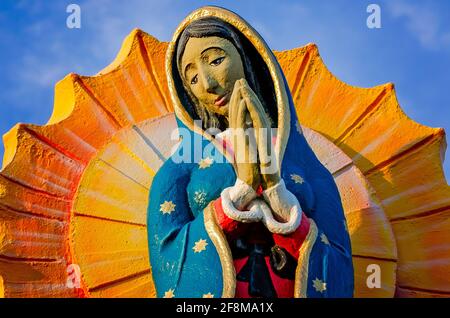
[214,198,311,298]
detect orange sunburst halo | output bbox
[0,20,449,298]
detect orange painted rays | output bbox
[0,29,448,298]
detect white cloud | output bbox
[386,0,450,50]
[18,55,68,87]
[14,0,43,14]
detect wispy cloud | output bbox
[386,0,450,50]
[18,54,68,87]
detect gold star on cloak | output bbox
[198,157,214,169]
[313,278,327,293]
[160,200,176,214]
[320,233,330,245]
[194,190,207,206]
[291,174,304,184]
[193,239,208,253]
[202,292,214,298]
[163,289,175,298]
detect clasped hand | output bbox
[228,78,280,190]
[221,79,302,232]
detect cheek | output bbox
[229,58,245,82]
[190,85,207,103]
[220,60,244,87]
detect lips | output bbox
[214,93,229,107]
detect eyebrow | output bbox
[200,46,225,56]
[183,46,225,78]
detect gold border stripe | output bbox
[203,202,236,298]
[294,219,318,298]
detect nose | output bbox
[199,70,218,93]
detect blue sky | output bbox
[0,0,449,180]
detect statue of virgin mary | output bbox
[1,2,448,299]
[147,6,354,298]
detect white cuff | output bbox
[228,178,257,210]
[220,187,263,223]
[262,179,302,228]
[220,178,302,234]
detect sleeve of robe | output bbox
[147,159,228,298]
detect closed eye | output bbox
[190,74,198,85]
[210,56,225,66]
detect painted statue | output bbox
[0,6,449,298]
[147,8,353,298]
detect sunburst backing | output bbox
[0,29,448,298]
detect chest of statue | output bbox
[186,160,236,217]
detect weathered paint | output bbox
[0,27,448,298]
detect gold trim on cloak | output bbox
[294,219,318,298]
[204,202,236,298]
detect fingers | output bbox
[236,99,247,131]
[239,80,271,130]
[229,80,243,129]
[232,79,274,176]
[236,99,258,166]
[239,81,273,168]
[231,99,245,158]
[235,100,248,161]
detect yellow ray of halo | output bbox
[70,215,154,297]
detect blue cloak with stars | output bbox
[147,6,354,298]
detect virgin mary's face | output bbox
[181,36,245,117]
